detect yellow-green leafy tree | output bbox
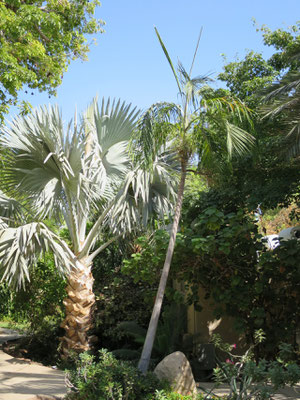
[0,0,104,122]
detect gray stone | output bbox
[154,351,197,397]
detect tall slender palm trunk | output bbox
[60,259,95,358]
[138,160,188,374]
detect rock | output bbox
[154,351,197,397]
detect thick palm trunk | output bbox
[60,258,95,358]
[138,161,187,374]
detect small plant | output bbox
[207,330,300,400]
[153,390,225,399]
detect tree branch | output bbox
[34,25,50,43]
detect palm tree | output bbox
[262,56,300,159]
[0,98,176,357]
[136,28,255,373]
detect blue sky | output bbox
[8,0,300,122]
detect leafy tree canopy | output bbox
[211,22,300,210]
[218,21,300,106]
[0,0,104,122]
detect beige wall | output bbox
[187,287,246,352]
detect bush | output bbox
[65,350,225,400]
[65,349,166,400]
[0,254,66,330]
[123,205,300,360]
[92,239,156,351]
[0,255,66,364]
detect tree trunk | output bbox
[138,160,187,373]
[60,258,95,358]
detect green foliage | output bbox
[217,21,300,194]
[258,21,300,71]
[122,229,188,305]
[15,255,66,331]
[219,21,300,108]
[113,303,187,363]
[0,0,104,122]
[261,59,300,159]
[0,253,66,327]
[218,51,276,106]
[65,349,166,400]
[153,391,223,400]
[182,205,300,357]
[210,332,300,400]
[92,240,155,350]
[124,195,300,359]
[122,230,171,286]
[0,254,66,364]
[0,282,15,318]
[65,349,225,400]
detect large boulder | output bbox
[154,351,197,396]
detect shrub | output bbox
[0,254,66,364]
[65,349,166,400]
[0,254,66,330]
[123,206,300,359]
[65,349,226,400]
[92,239,156,350]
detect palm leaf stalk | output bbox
[0,99,177,357]
[137,28,255,374]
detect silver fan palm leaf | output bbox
[0,222,73,288]
[108,144,178,237]
[0,190,25,223]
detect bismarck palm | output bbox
[0,99,176,357]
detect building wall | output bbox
[187,287,246,353]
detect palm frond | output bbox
[155,27,182,95]
[285,119,300,159]
[178,61,213,110]
[131,102,181,166]
[0,190,25,223]
[1,99,140,247]
[189,27,203,76]
[92,98,140,152]
[226,122,256,157]
[263,70,300,102]
[261,66,300,158]
[1,105,80,218]
[201,96,253,126]
[0,222,73,288]
[109,146,178,236]
[83,98,140,196]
